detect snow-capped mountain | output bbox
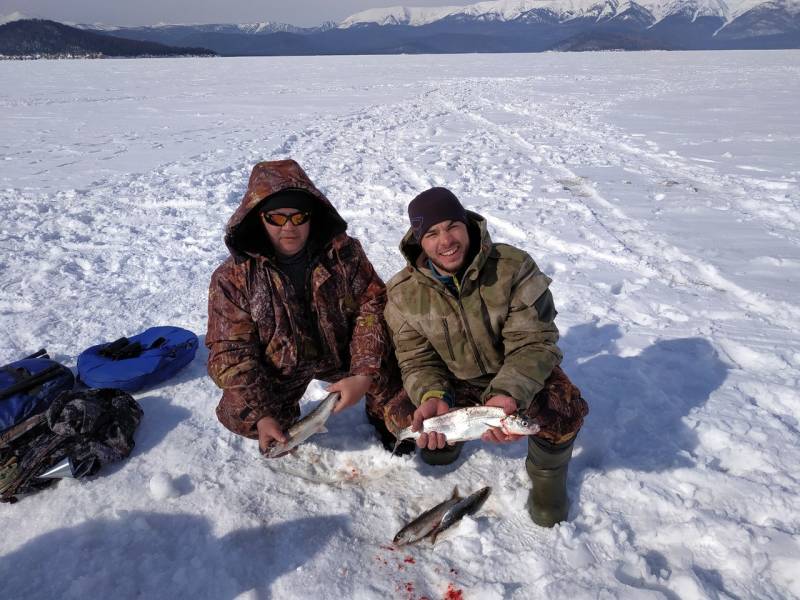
[338,0,798,32]
[0,18,216,57]
[66,20,335,56]
[3,0,797,58]
[76,21,326,35]
[0,11,30,25]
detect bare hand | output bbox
[257,416,287,454]
[412,398,450,450]
[328,375,373,414]
[481,395,524,444]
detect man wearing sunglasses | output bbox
[206,159,409,456]
[384,187,589,527]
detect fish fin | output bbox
[317,425,328,434]
[451,486,461,500]
[391,440,401,456]
[430,530,440,545]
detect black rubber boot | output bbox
[525,436,575,528]
[367,414,415,456]
[420,442,464,465]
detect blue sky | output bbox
[0,0,476,27]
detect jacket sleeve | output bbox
[346,239,391,379]
[482,256,563,410]
[206,260,275,438]
[385,299,453,407]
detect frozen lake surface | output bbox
[1,51,799,599]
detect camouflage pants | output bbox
[216,359,409,440]
[383,365,588,445]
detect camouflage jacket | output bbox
[206,160,389,430]
[385,211,562,411]
[1,388,142,503]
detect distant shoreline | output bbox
[0,53,217,60]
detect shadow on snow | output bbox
[0,511,348,600]
[472,320,728,510]
[560,320,728,474]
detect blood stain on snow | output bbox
[444,583,464,600]
[374,554,389,566]
[404,556,415,564]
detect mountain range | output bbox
[2,0,799,57]
[0,18,215,57]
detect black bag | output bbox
[0,388,143,503]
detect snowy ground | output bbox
[1,50,799,599]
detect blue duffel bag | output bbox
[77,326,198,392]
[1,354,75,432]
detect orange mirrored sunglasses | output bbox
[260,211,311,227]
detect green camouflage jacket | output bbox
[385,211,562,410]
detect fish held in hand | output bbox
[262,392,340,459]
[393,406,539,453]
[393,486,492,546]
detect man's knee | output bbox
[525,366,588,442]
[381,389,416,434]
[215,398,259,440]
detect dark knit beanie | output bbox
[408,187,467,241]
[259,189,317,215]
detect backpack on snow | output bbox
[77,326,198,392]
[1,350,75,433]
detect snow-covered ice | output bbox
[1,50,799,599]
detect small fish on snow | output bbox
[393,486,492,546]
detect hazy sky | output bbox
[0,1,478,27]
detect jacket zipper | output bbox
[426,270,488,376]
[271,268,303,362]
[306,257,335,361]
[455,295,487,376]
[441,318,456,361]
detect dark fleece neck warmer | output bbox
[275,246,310,299]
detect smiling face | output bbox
[419,219,470,275]
[262,209,311,257]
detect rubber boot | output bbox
[420,442,464,466]
[366,413,415,456]
[525,436,575,527]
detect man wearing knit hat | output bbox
[206,160,411,456]
[384,187,589,527]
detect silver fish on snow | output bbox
[262,392,340,459]
[393,486,492,546]
[393,406,539,453]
